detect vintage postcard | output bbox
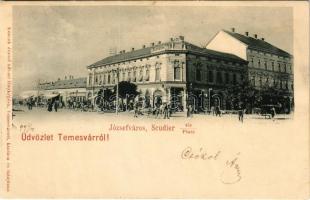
[0,1,309,198]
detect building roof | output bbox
[88,38,247,69]
[185,42,247,62]
[223,30,292,58]
[39,77,87,90]
[91,46,153,68]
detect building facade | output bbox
[86,36,248,110]
[38,76,87,103]
[206,28,294,95]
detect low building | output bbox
[38,76,87,103]
[86,36,248,110]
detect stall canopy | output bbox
[43,93,60,99]
[19,90,38,99]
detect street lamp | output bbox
[112,68,120,115]
[208,88,212,112]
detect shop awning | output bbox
[43,93,60,99]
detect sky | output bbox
[13,5,293,95]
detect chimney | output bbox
[170,37,173,41]
[254,34,258,39]
[179,36,184,41]
[131,47,135,51]
[150,42,155,47]
[142,45,146,48]
[158,41,161,44]
[119,51,123,54]
[58,78,60,81]
[261,38,265,41]
[231,27,235,32]
[245,32,249,36]
[122,50,126,53]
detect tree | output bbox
[225,80,258,111]
[113,81,139,99]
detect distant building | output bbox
[38,76,87,103]
[206,28,294,97]
[86,36,248,110]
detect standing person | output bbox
[215,106,221,117]
[187,104,192,118]
[238,105,244,122]
[168,103,171,118]
[155,104,160,118]
[54,99,59,112]
[134,102,138,118]
[47,99,53,112]
[271,107,276,119]
[211,106,215,115]
[163,103,169,119]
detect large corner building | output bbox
[86,36,248,110]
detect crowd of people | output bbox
[18,96,279,122]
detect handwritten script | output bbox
[181,146,242,184]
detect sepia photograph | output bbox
[13,5,294,123]
[0,2,308,198]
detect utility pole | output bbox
[208,88,212,112]
[113,68,120,115]
[37,79,40,106]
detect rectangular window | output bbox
[196,69,201,81]
[127,72,131,82]
[233,74,237,85]
[225,73,229,84]
[139,69,143,81]
[208,71,214,83]
[174,61,181,80]
[216,71,222,84]
[133,70,136,82]
[145,69,150,81]
[155,68,160,81]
